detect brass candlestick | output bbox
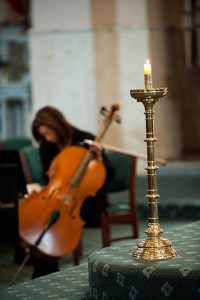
[130,87,178,260]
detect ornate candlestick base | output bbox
[130,88,178,260]
[132,224,178,260]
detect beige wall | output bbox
[29,0,184,174]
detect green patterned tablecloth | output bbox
[0,221,200,300]
[88,221,200,299]
[0,263,89,300]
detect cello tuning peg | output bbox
[100,106,108,116]
[116,115,121,124]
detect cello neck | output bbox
[70,103,120,188]
[70,151,92,188]
[94,103,120,143]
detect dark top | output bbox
[39,128,115,226]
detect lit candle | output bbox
[144,59,152,90]
[144,59,151,75]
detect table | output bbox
[0,221,200,299]
[88,221,200,299]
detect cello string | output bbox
[57,150,93,215]
[55,106,119,215]
[68,106,115,190]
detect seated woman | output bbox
[23,105,115,278]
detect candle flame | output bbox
[146,59,150,64]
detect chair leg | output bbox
[132,208,139,239]
[101,214,111,248]
[133,219,139,239]
[73,240,82,266]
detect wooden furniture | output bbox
[0,150,28,264]
[101,150,139,247]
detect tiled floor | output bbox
[0,219,192,292]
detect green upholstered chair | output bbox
[19,146,43,185]
[101,149,139,247]
[0,137,32,150]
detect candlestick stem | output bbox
[130,88,178,260]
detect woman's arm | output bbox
[39,142,59,184]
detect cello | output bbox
[19,104,120,259]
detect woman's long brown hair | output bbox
[32,106,75,148]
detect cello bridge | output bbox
[57,194,71,204]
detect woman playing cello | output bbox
[27,105,115,278]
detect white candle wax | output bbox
[144,59,151,75]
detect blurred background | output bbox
[0,0,200,290]
[0,0,199,174]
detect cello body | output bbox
[19,146,106,258]
[19,103,120,259]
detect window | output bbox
[181,0,200,67]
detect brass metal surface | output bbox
[130,87,178,260]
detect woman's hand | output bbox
[91,141,103,160]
